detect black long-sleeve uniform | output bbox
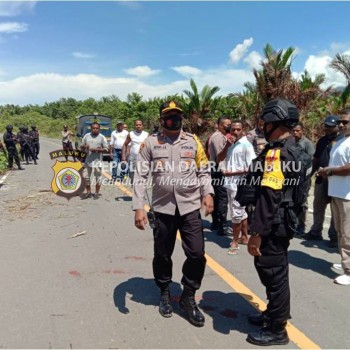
[249,136,300,323]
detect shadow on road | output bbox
[289,250,338,279]
[113,277,182,314]
[198,290,260,335]
[297,238,339,254]
[114,278,259,335]
[115,195,132,202]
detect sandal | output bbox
[227,245,240,255]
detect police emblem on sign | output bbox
[51,160,85,200]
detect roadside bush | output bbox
[0,153,7,174]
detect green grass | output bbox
[0,152,8,175]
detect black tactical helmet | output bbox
[23,126,29,132]
[31,125,36,129]
[260,98,299,126]
[6,125,13,131]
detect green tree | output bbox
[330,53,350,108]
[253,43,295,103]
[182,79,221,135]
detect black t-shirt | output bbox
[314,135,338,168]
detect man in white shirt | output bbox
[110,121,129,181]
[122,119,149,184]
[222,121,256,254]
[318,109,350,285]
[81,122,109,199]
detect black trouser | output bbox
[23,144,35,163]
[254,232,291,323]
[7,147,21,168]
[211,171,228,227]
[297,177,311,231]
[32,142,40,159]
[153,208,206,290]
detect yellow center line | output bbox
[105,171,320,349]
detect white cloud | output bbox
[0,22,28,33]
[171,66,202,77]
[243,51,262,70]
[4,43,350,106]
[124,65,160,77]
[72,52,95,59]
[229,37,253,64]
[303,54,346,88]
[0,67,255,106]
[0,2,36,17]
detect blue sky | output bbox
[0,1,350,105]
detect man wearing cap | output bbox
[110,121,128,181]
[245,98,303,346]
[132,100,214,327]
[301,115,339,246]
[318,109,350,285]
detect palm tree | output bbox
[182,79,221,135]
[330,53,350,108]
[253,44,295,103]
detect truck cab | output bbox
[75,114,112,162]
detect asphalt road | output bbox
[0,137,348,349]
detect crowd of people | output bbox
[2,124,39,170]
[130,99,350,346]
[3,100,349,346]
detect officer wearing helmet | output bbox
[245,99,302,346]
[29,125,40,160]
[132,100,214,327]
[17,125,37,165]
[3,125,24,170]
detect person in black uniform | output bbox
[29,125,40,160]
[3,125,24,170]
[246,99,302,346]
[18,126,37,165]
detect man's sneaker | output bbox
[301,232,323,241]
[332,263,343,271]
[334,274,350,285]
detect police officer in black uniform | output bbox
[18,126,37,165]
[29,125,40,160]
[246,99,302,346]
[3,125,24,170]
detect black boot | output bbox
[159,286,173,318]
[246,321,289,346]
[179,286,205,327]
[248,311,270,327]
